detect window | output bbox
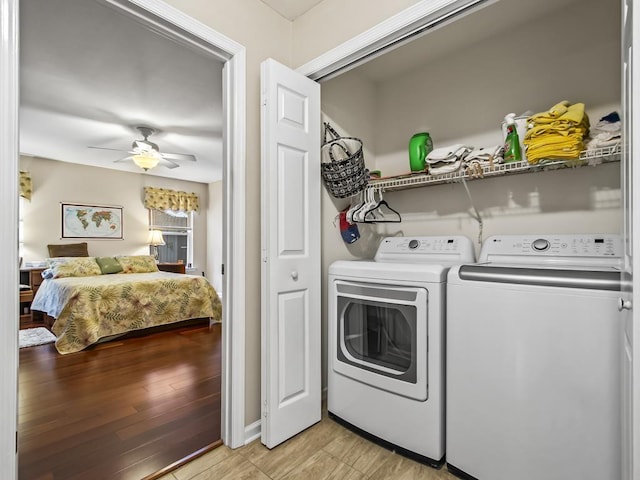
[148,208,194,266]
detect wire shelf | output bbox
[367,144,622,192]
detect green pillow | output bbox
[96,256,123,274]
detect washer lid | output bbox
[374,235,476,264]
[329,259,448,282]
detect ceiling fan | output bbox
[88,126,197,171]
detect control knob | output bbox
[532,238,550,252]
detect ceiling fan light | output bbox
[132,151,160,171]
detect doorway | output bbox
[0,0,246,477]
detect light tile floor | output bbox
[160,415,460,480]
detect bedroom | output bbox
[16,0,228,477]
[18,158,223,352]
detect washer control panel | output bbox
[479,234,623,266]
[375,236,476,263]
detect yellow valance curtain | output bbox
[19,171,32,200]
[144,186,199,212]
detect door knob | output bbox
[291,271,298,280]
[618,297,632,311]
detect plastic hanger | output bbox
[347,191,364,223]
[360,188,402,223]
[353,188,376,223]
[363,199,402,223]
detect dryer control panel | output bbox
[479,234,623,267]
[375,235,476,264]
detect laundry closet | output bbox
[313,0,625,475]
[260,0,632,475]
[319,0,621,267]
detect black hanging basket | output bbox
[321,122,368,199]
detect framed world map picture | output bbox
[61,203,123,239]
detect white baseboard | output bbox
[244,419,261,445]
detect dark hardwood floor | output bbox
[18,322,222,480]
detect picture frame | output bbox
[61,203,123,239]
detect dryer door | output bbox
[331,280,428,401]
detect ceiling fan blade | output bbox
[160,152,197,162]
[114,155,133,163]
[88,145,130,153]
[160,158,180,169]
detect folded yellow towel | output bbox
[526,132,582,146]
[527,147,583,163]
[527,136,582,149]
[526,137,584,163]
[529,100,569,122]
[548,100,570,117]
[526,125,586,140]
[529,102,587,126]
[524,100,590,163]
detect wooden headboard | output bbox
[47,242,89,258]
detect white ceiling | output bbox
[260,0,325,20]
[20,0,225,183]
[339,0,583,83]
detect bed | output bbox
[31,255,222,354]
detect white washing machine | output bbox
[446,234,623,480]
[328,235,475,467]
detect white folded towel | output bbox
[426,144,470,164]
[464,145,504,164]
[428,160,463,175]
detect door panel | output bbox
[260,58,321,449]
[278,146,307,254]
[278,290,308,402]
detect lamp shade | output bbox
[132,151,160,171]
[147,229,165,246]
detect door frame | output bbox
[0,0,246,477]
[630,0,640,472]
[296,0,492,81]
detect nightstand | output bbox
[19,267,46,327]
[19,287,34,327]
[157,262,186,274]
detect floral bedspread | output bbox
[31,272,222,354]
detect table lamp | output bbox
[147,229,165,262]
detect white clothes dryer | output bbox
[446,234,623,480]
[328,235,475,467]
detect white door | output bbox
[260,58,321,448]
[621,0,639,478]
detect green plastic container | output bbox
[409,132,433,172]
